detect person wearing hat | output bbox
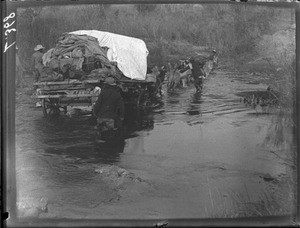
[208,50,216,60]
[32,44,45,82]
[189,57,206,92]
[93,76,125,141]
[209,49,218,69]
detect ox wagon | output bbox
[32,30,160,117]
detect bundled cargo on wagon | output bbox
[40,33,116,81]
[33,30,161,117]
[40,31,149,82]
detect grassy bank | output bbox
[17,4,292,67]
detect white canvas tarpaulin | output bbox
[70,30,149,80]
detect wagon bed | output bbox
[33,77,159,117]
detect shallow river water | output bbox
[15,69,293,220]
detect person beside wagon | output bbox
[93,76,125,141]
[32,44,45,82]
[209,49,218,69]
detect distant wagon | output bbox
[33,30,159,117]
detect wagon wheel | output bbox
[42,98,61,117]
[137,90,152,110]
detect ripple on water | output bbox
[15,70,292,218]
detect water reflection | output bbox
[190,91,203,104]
[187,92,203,116]
[43,140,126,165]
[35,106,154,165]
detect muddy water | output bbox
[15,70,293,219]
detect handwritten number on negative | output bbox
[4,41,16,53]
[5,28,16,36]
[3,12,16,53]
[3,13,15,22]
[4,20,15,29]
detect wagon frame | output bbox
[33,77,160,117]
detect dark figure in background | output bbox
[157,66,167,82]
[209,50,217,61]
[209,50,218,69]
[93,76,125,141]
[32,44,45,82]
[156,65,167,96]
[189,57,206,92]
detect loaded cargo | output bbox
[33,30,160,117]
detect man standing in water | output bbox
[189,56,206,92]
[93,76,125,141]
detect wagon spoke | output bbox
[42,98,61,118]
